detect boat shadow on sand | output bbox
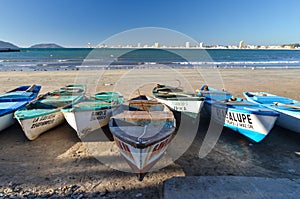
[0,110,299,198]
[25,109,299,182]
[0,121,181,198]
[174,112,300,179]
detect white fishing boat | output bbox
[109,95,176,181]
[62,92,123,138]
[153,84,205,118]
[15,85,85,140]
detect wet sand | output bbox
[0,68,299,198]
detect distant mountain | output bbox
[0,40,19,49]
[30,43,63,48]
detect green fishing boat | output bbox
[15,84,85,140]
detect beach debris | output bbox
[295,151,300,156]
[104,83,114,86]
[100,188,109,197]
[136,193,143,197]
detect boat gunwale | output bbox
[206,100,279,116]
[109,124,175,149]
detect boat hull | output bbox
[205,102,278,142]
[0,85,41,131]
[16,111,65,140]
[244,92,300,133]
[14,84,85,140]
[155,97,203,118]
[109,96,176,180]
[112,131,174,181]
[0,112,15,131]
[63,109,112,138]
[273,111,300,133]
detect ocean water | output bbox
[0,48,300,71]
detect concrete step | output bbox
[163,176,300,199]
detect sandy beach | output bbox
[0,68,299,198]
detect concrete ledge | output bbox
[163,176,300,199]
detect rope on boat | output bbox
[274,102,300,110]
[25,84,36,92]
[138,125,148,142]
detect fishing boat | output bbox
[15,84,85,140]
[0,85,41,131]
[62,92,124,138]
[152,84,205,118]
[109,95,176,181]
[198,85,279,142]
[243,92,300,133]
[196,84,232,101]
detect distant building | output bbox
[137,43,141,48]
[199,42,204,48]
[154,42,159,48]
[185,42,190,48]
[239,40,245,49]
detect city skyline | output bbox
[90,40,300,50]
[1,0,300,47]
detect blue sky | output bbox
[0,0,300,47]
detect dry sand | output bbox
[0,68,299,198]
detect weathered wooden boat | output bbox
[152,84,205,118]
[62,92,124,138]
[14,84,85,140]
[243,92,300,134]
[199,85,279,142]
[0,85,41,131]
[109,95,176,181]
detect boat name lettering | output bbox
[173,106,187,111]
[90,111,107,121]
[115,138,131,153]
[215,109,254,129]
[31,119,55,129]
[148,136,173,161]
[152,136,172,152]
[172,101,188,106]
[32,114,56,123]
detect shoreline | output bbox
[1,65,300,72]
[12,47,300,50]
[0,68,299,100]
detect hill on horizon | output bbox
[30,43,64,48]
[0,40,19,49]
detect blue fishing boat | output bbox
[243,92,300,134]
[0,85,41,131]
[197,85,279,142]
